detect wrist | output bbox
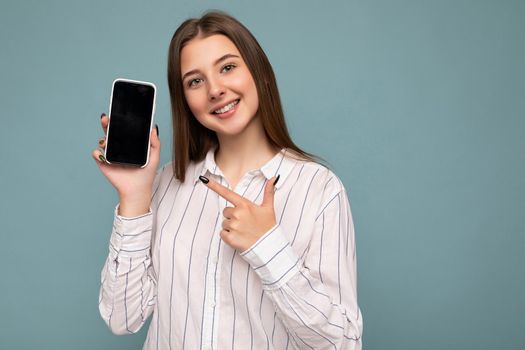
[118,192,151,217]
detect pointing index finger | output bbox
[201,176,246,206]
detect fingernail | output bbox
[99,154,106,162]
[155,124,159,136]
[98,138,104,145]
[199,175,209,184]
[100,113,106,119]
[274,174,281,185]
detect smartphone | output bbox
[105,78,156,167]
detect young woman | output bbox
[94,11,363,350]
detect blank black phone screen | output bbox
[106,81,155,166]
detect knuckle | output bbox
[220,230,230,241]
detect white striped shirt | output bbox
[99,147,363,349]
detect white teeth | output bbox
[214,99,238,114]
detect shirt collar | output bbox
[193,147,296,189]
[193,146,221,184]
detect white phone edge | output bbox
[105,78,157,168]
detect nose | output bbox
[207,77,225,101]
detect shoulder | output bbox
[151,160,203,207]
[155,159,202,184]
[284,157,347,212]
[156,162,175,182]
[291,158,345,195]
[297,161,351,218]
[151,162,177,198]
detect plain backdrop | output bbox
[1,0,524,349]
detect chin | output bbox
[214,118,254,137]
[215,126,247,137]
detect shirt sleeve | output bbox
[98,206,157,335]
[240,187,363,349]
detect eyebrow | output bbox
[181,54,240,81]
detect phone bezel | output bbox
[105,78,157,168]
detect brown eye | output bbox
[221,64,236,73]
[188,78,202,87]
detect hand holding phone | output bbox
[92,78,161,217]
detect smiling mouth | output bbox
[212,99,240,114]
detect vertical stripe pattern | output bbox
[99,148,363,349]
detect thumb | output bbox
[262,175,280,207]
[151,124,161,149]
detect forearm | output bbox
[266,268,362,349]
[99,208,157,335]
[241,226,362,349]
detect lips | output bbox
[211,99,240,114]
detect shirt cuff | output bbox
[240,225,301,289]
[109,204,153,258]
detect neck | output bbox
[215,117,279,186]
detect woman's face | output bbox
[180,34,259,138]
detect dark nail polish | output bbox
[99,154,106,162]
[274,174,281,185]
[199,175,209,184]
[155,124,159,136]
[100,113,106,119]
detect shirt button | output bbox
[210,301,216,308]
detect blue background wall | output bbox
[1,0,523,349]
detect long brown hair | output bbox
[167,11,322,182]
